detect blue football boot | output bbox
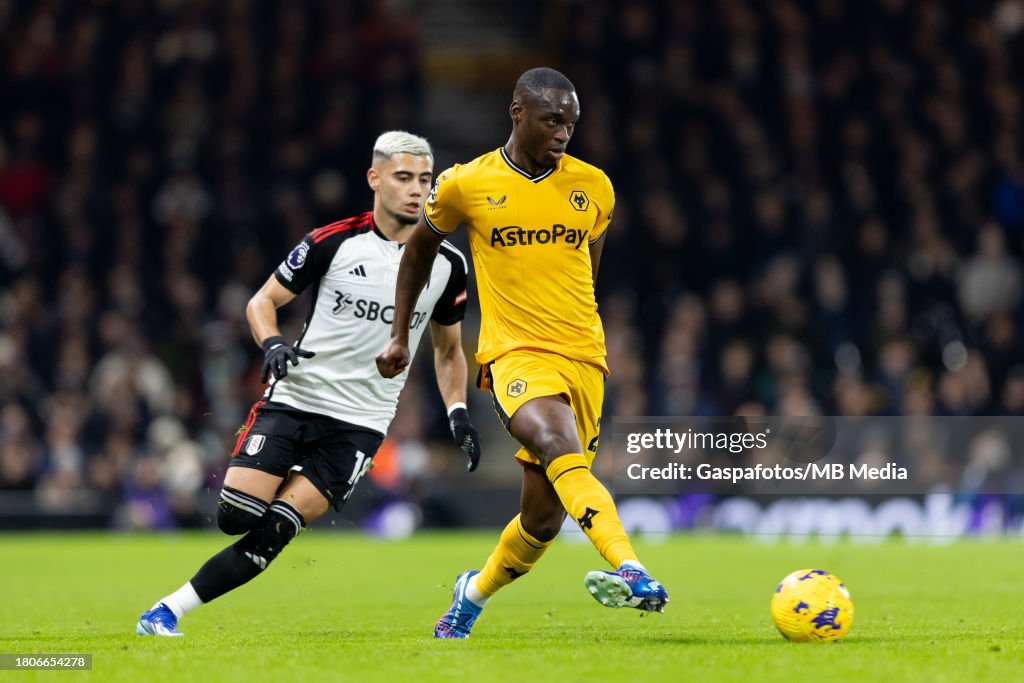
[136,603,184,637]
[434,570,483,639]
[584,565,669,612]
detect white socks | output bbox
[465,575,490,607]
[157,582,204,619]
[620,560,647,572]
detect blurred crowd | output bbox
[0,0,431,527]
[568,0,1024,421]
[1,0,1023,528]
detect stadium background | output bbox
[0,0,1022,535]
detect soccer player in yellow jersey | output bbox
[377,67,668,638]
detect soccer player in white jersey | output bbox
[136,131,479,636]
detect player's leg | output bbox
[512,393,667,612]
[473,463,564,598]
[186,470,325,604]
[509,396,638,568]
[273,470,331,521]
[141,474,327,637]
[436,464,565,638]
[137,468,286,636]
[216,467,280,532]
[137,403,299,636]
[482,352,636,567]
[179,421,377,624]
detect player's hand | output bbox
[261,335,315,383]
[375,338,411,378]
[448,406,481,472]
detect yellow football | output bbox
[770,569,854,642]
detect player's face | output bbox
[371,153,434,226]
[514,89,580,169]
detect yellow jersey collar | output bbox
[499,147,557,183]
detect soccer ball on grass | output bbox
[770,569,854,643]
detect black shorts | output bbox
[230,400,384,511]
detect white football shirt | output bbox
[267,211,468,434]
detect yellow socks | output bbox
[472,454,638,603]
[475,514,553,597]
[546,453,637,568]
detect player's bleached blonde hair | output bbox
[371,130,433,165]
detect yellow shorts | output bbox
[480,349,604,467]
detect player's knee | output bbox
[233,500,305,572]
[217,486,270,535]
[529,431,581,467]
[217,505,263,535]
[521,508,565,543]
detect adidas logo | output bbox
[245,551,268,570]
[349,264,367,277]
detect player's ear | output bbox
[367,167,380,192]
[510,100,523,124]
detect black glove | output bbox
[449,406,481,472]
[260,335,315,383]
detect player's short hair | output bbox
[371,130,433,166]
[514,67,575,99]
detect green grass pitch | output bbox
[1,532,1021,682]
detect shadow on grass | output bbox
[281,630,785,647]
[110,627,978,649]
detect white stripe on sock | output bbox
[221,489,268,517]
[270,502,303,534]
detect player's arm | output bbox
[248,229,333,382]
[589,231,607,286]
[246,275,297,346]
[430,320,468,409]
[430,320,481,472]
[376,220,446,377]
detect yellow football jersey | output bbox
[424,147,614,373]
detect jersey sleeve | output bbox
[431,242,469,325]
[589,171,616,243]
[423,165,468,235]
[274,233,336,294]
